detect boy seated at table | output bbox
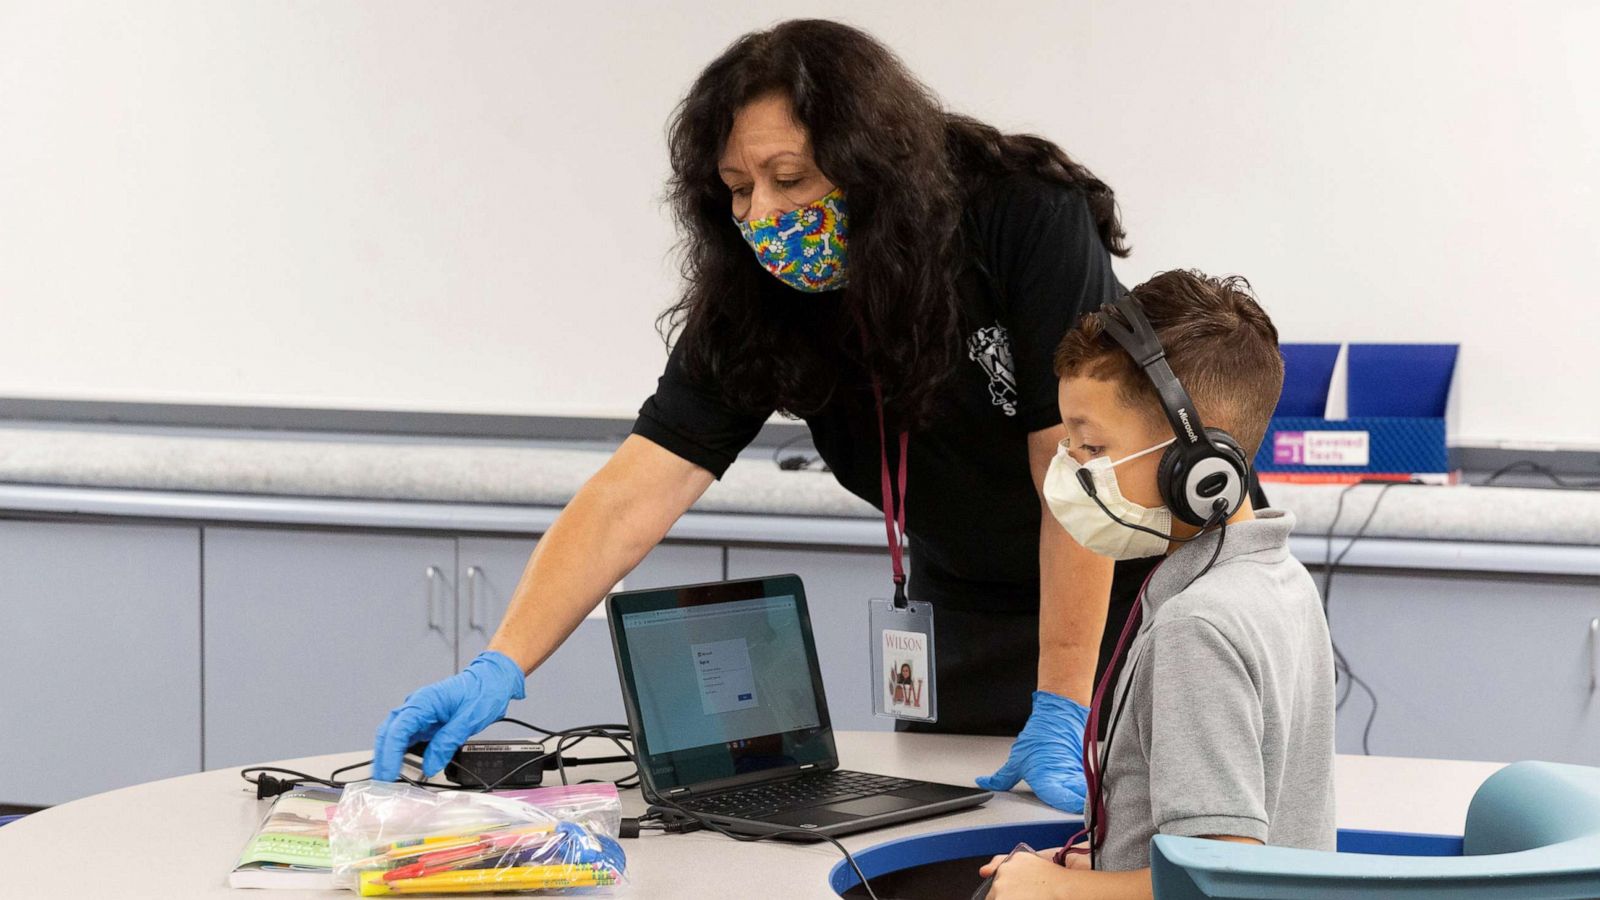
[980,270,1335,899]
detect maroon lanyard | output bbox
[1056,562,1162,868]
[871,377,910,607]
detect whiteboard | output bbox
[1,1,1596,447]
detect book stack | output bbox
[229,785,339,889]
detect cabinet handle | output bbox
[1591,618,1599,692]
[466,566,485,633]
[425,566,445,634]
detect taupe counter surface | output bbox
[2,424,1598,550]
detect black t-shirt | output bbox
[632,172,1125,611]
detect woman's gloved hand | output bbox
[371,650,528,781]
[975,690,1089,813]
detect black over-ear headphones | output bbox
[1092,292,1250,526]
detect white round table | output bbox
[0,732,1503,899]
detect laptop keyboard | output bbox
[678,770,920,820]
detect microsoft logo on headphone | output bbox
[1177,408,1199,443]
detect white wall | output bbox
[1,1,1596,446]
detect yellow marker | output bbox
[387,824,554,858]
[358,865,618,896]
[346,823,557,869]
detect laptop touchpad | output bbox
[828,795,920,817]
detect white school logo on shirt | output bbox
[967,322,1017,416]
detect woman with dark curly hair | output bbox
[374,18,1157,814]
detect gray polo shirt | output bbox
[1096,508,1336,871]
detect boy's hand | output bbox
[977,850,1071,899]
[977,690,1088,813]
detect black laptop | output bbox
[606,573,990,838]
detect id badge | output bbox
[870,597,937,723]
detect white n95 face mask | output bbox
[1043,438,1176,560]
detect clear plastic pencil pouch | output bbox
[329,781,626,895]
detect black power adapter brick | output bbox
[443,739,549,789]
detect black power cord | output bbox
[478,721,881,899]
[240,720,642,799]
[497,718,641,791]
[1478,459,1600,489]
[238,719,881,899]
[507,719,882,900]
[1322,465,1596,753]
[1321,461,1597,752]
[1320,480,1411,755]
[240,755,440,799]
[484,722,884,900]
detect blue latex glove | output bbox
[371,650,527,781]
[975,690,1089,813]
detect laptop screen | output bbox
[608,575,836,794]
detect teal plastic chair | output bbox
[1151,761,1600,899]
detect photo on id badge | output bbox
[882,629,931,719]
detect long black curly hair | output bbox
[661,19,1128,426]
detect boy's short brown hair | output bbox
[1054,270,1284,457]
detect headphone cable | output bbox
[1080,468,1239,545]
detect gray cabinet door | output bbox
[203,527,458,769]
[1325,568,1600,764]
[726,547,892,732]
[0,520,201,806]
[456,539,722,737]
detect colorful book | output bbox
[229,786,340,890]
